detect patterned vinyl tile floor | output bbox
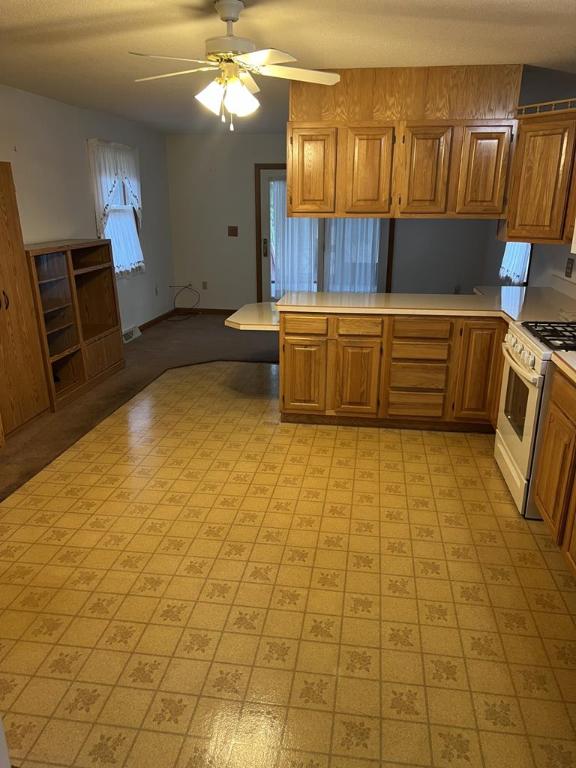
[1,362,576,768]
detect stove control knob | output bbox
[529,353,536,369]
[522,350,530,365]
[505,332,511,344]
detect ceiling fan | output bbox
[130,0,340,129]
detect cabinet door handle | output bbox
[2,290,8,309]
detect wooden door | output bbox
[453,320,502,422]
[507,119,576,240]
[533,401,576,542]
[456,124,512,215]
[564,168,576,243]
[0,163,49,434]
[344,126,394,214]
[288,126,337,214]
[334,338,381,415]
[399,125,452,214]
[282,337,327,412]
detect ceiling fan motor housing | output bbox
[205,35,256,59]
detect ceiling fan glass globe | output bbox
[194,79,225,115]
[223,78,260,116]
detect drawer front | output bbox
[283,314,328,336]
[85,331,123,379]
[390,362,447,391]
[551,369,576,425]
[391,341,450,361]
[393,317,453,339]
[388,391,445,418]
[337,316,382,337]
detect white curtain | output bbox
[499,241,531,284]
[324,218,380,292]
[88,139,144,276]
[270,180,318,298]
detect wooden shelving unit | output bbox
[26,239,124,409]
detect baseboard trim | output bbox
[281,413,495,432]
[173,307,236,316]
[139,310,175,331]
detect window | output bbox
[269,179,380,299]
[499,241,532,286]
[87,139,144,276]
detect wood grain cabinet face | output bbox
[282,338,327,412]
[533,400,576,542]
[564,169,576,242]
[456,125,512,215]
[453,320,503,422]
[344,126,394,214]
[400,125,453,214]
[334,339,381,415]
[507,119,576,240]
[289,126,337,213]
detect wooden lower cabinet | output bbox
[334,338,381,415]
[281,337,327,412]
[453,319,504,423]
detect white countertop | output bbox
[225,287,576,332]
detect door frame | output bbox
[255,163,286,302]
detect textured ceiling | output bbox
[1,0,575,133]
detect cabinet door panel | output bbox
[345,126,394,213]
[453,320,502,422]
[564,169,576,242]
[0,163,49,433]
[289,126,337,213]
[456,125,512,215]
[282,338,327,412]
[334,339,380,415]
[534,401,576,542]
[507,119,575,240]
[400,125,452,214]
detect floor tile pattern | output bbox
[1,361,576,767]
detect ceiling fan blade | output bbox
[239,71,260,94]
[130,51,215,66]
[234,48,296,67]
[135,67,216,83]
[258,65,340,86]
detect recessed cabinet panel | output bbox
[334,339,380,414]
[289,126,337,213]
[400,125,452,214]
[345,126,394,213]
[456,125,512,214]
[507,120,576,240]
[282,338,327,412]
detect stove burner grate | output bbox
[522,321,576,351]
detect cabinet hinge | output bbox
[460,328,463,336]
[392,134,396,145]
[402,135,405,144]
[282,343,285,353]
[398,195,402,206]
[289,136,293,146]
[452,401,455,411]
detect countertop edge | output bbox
[552,353,576,385]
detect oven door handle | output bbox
[501,344,542,388]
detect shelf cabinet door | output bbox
[0,163,49,433]
[399,125,452,214]
[507,119,576,240]
[453,320,503,422]
[344,126,394,214]
[288,126,337,214]
[456,124,512,215]
[533,401,576,542]
[282,337,327,412]
[334,338,381,415]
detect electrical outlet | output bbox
[154,283,159,296]
[202,281,208,290]
[566,258,574,279]
[228,225,239,237]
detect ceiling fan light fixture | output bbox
[223,77,260,116]
[195,79,225,115]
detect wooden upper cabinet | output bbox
[282,337,327,412]
[344,126,394,214]
[288,126,337,214]
[334,338,381,415]
[456,124,512,215]
[507,118,576,240]
[399,125,452,214]
[453,319,503,422]
[533,400,576,542]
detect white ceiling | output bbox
[1,0,575,134]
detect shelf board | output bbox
[74,263,113,276]
[38,275,69,286]
[43,302,73,316]
[50,345,81,364]
[46,321,75,337]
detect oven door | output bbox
[496,345,543,478]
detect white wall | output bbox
[167,133,285,309]
[0,85,173,331]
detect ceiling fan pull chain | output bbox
[229,114,235,132]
